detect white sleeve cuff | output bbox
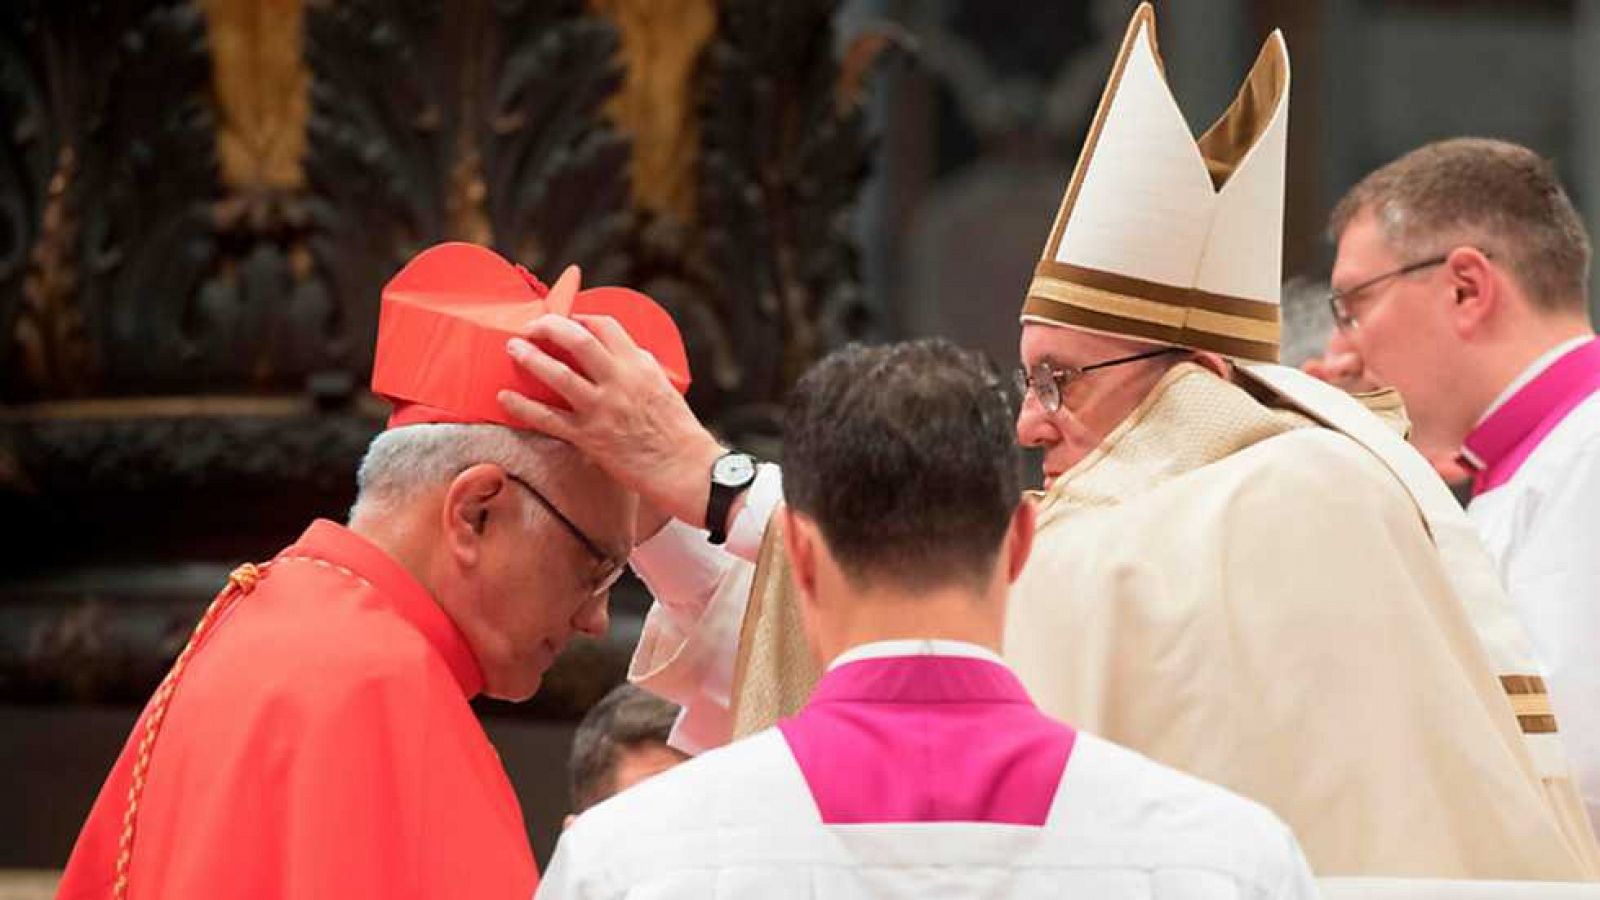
[629,518,734,632]
[726,463,783,563]
[630,560,755,755]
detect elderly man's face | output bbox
[1014,323,1181,488]
[473,458,635,701]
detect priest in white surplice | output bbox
[538,341,1316,900]
[502,4,1597,881]
[1310,138,1600,835]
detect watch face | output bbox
[713,453,756,485]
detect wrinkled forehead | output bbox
[1019,319,1163,367]
[541,452,637,551]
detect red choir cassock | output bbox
[56,242,689,900]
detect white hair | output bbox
[350,423,564,521]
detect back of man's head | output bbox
[569,683,685,814]
[1330,137,1591,316]
[782,339,1021,593]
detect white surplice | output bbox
[1464,338,1600,832]
[541,644,1315,900]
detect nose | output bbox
[574,593,610,638]
[1015,393,1057,449]
[1326,328,1356,355]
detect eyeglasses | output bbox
[1326,252,1487,331]
[503,472,626,597]
[1014,347,1183,413]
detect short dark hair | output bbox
[782,339,1021,591]
[1329,138,1591,315]
[568,683,680,812]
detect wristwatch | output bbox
[705,450,759,545]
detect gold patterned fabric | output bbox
[727,517,818,740]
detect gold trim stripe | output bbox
[1501,674,1547,695]
[1189,308,1279,344]
[1029,274,1186,329]
[1036,260,1280,321]
[1519,715,1559,735]
[1021,292,1278,363]
[1500,675,1558,734]
[1028,275,1281,345]
[1509,692,1555,720]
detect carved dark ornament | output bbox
[0,0,884,714]
[480,0,634,285]
[0,16,52,390]
[3,2,232,401]
[2,7,78,401]
[3,406,381,498]
[302,0,456,371]
[303,0,636,373]
[0,565,644,717]
[683,0,878,440]
[72,2,221,395]
[14,150,87,400]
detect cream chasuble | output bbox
[638,365,1597,880]
[625,2,1596,878]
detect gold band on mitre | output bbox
[1024,260,1281,363]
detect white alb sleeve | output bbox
[625,463,782,753]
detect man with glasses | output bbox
[55,243,690,899]
[499,6,1594,879]
[1308,137,1600,836]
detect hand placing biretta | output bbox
[498,292,728,530]
[373,241,690,428]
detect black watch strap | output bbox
[706,451,758,545]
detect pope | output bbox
[497,5,1598,879]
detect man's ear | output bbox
[1445,245,1497,337]
[1004,498,1037,584]
[442,464,510,568]
[780,506,820,605]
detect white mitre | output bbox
[1023,2,1289,363]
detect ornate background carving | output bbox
[0,0,879,716]
[0,0,885,870]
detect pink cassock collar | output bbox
[779,642,1076,825]
[1461,338,1600,497]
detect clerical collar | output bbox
[826,639,1005,672]
[283,520,486,696]
[1473,336,1592,427]
[1460,337,1600,495]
